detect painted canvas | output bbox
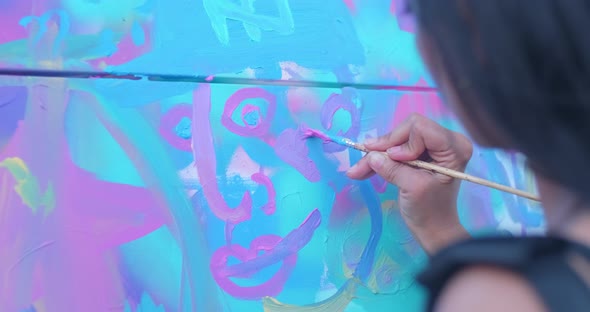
[0,1,543,311]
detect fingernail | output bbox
[368,153,386,169]
[387,146,402,155]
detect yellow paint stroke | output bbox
[0,157,56,216]
[366,254,399,294]
[263,278,358,312]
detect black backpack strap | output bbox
[525,246,590,311]
[417,236,590,311]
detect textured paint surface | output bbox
[0,1,543,311]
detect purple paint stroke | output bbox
[328,185,362,225]
[159,105,193,151]
[225,209,321,276]
[392,0,416,33]
[211,234,296,299]
[320,88,361,153]
[1,135,161,310]
[225,222,236,245]
[192,85,252,223]
[210,209,321,299]
[274,125,321,182]
[221,86,320,187]
[221,87,276,138]
[60,164,168,250]
[370,175,388,193]
[2,84,126,311]
[251,171,276,215]
[0,86,27,141]
[301,126,331,142]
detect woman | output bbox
[347,1,590,311]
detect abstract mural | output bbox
[0,0,542,311]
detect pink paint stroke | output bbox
[251,171,276,215]
[390,79,446,131]
[343,0,357,13]
[274,125,321,182]
[159,104,192,151]
[0,122,167,311]
[221,87,276,138]
[193,85,253,223]
[301,126,331,142]
[221,87,321,183]
[210,209,321,299]
[319,88,361,153]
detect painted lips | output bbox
[210,209,322,299]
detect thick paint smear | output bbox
[0,1,541,311]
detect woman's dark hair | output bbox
[412,0,590,202]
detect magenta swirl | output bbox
[221,88,276,138]
[159,104,192,151]
[320,88,361,153]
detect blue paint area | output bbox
[349,149,382,281]
[243,110,259,126]
[174,117,192,139]
[0,86,26,150]
[123,293,166,312]
[107,0,364,81]
[330,108,353,135]
[19,10,70,56]
[65,91,145,187]
[0,1,541,311]
[131,21,146,46]
[91,95,222,310]
[119,226,182,311]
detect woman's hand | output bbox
[347,113,473,253]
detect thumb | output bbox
[367,152,415,189]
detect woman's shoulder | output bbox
[417,236,590,312]
[430,264,547,312]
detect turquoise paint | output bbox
[0,1,542,311]
[131,21,146,46]
[119,226,183,311]
[174,117,192,139]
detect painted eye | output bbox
[221,87,276,138]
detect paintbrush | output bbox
[303,128,540,202]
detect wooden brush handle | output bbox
[404,159,540,201]
[350,141,540,202]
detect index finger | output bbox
[363,115,413,151]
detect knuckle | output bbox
[411,115,428,131]
[455,133,474,163]
[408,112,422,124]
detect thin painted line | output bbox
[0,68,438,92]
